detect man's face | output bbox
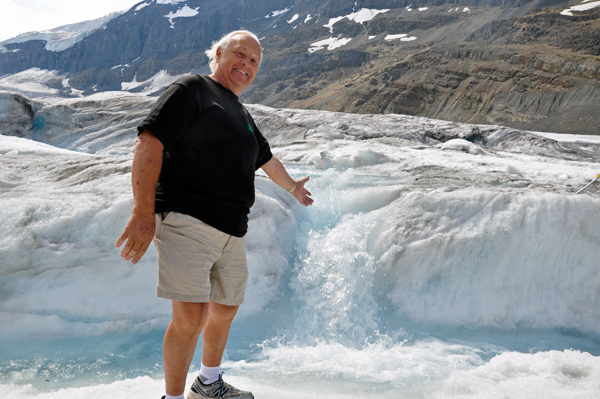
[212,33,261,95]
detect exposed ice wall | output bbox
[2,92,599,344]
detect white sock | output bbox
[165,395,184,399]
[200,363,220,384]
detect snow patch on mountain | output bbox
[385,34,417,41]
[561,0,600,16]
[0,12,123,53]
[324,8,390,33]
[0,48,20,54]
[157,0,187,4]
[111,56,141,71]
[164,6,200,28]
[350,8,390,24]
[448,7,471,12]
[265,8,291,18]
[309,36,352,53]
[135,2,152,11]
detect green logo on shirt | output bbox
[248,124,254,133]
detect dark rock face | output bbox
[1,0,599,135]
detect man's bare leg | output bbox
[164,301,209,396]
[201,301,239,367]
[187,302,253,398]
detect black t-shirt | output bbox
[137,74,273,237]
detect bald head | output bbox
[207,31,262,96]
[205,30,262,73]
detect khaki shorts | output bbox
[153,211,248,305]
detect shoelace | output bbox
[221,380,238,392]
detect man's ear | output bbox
[215,47,222,63]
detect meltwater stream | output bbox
[1,92,600,398]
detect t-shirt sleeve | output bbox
[137,83,198,150]
[254,125,273,170]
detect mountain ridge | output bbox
[0,0,599,135]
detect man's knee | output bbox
[208,302,239,324]
[171,301,209,337]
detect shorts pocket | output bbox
[154,212,171,240]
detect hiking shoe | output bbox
[187,373,253,399]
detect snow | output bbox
[305,14,313,23]
[1,88,600,399]
[386,34,407,40]
[419,7,429,11]
[309,36,352,53]
[135,2,152,11]
[561,0,600,16]
[535,132,600,143]
[111,61,134,70]
[385,34,417,41]
[164,5,200,28]
[0,67,178,98]
[323,16,346,33]
[0,68,67,96]
[156,0,187,4]
[348,8,390,24]
[119,70,186,95]
[265,8,291,18]
[0,135,82,156]
[324,8,390,33]
[0,12,122,52]
[448,7,471,12]
[121,74,140,90]
[288,14,300,24]
[442,138,474,152]
[437,350,600,397]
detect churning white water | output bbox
[1,91,600,398]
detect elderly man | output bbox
[117,30,313,399]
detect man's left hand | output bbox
[290,176,313,206]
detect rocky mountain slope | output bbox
[1,0,599,135]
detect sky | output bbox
[0,0,143,42]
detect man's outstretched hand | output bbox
[291,175,314,207]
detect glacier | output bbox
[0,12,123,53]
[1,89,600,398]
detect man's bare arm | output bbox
[116,130,164,264]
[261,156,313,207]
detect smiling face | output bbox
[209,33,262,96]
